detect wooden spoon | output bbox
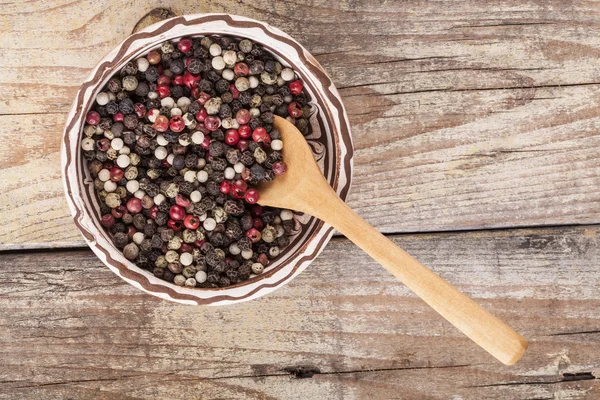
[259,116,528,365]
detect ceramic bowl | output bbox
[61,13,353,305]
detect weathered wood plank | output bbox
[1,226,599,399]
[2,1,600,248]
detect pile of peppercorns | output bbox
[81,35,310,288]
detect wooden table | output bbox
[1,1,599,399]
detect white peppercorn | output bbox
[280,210,294,221]
[195,270,207,283]
[191,131,205,144]
[116,154,130,168]
[180,252,193,266]
[123,243,139,260]
[125,180,139,193]
[209,43,222,56]
[104,180,117,193]
[165,250,180,263]
[98,169,110,182]
[174,274,186,286]
[252,262,264,274]
[185,277,196,287]
[203,218,216,231]
[241,249,253,260]
[136,57,149,72]
[190,191,202,203]
[96,92,109,105]
[132,232,145,245]
[81,138,95,151]
[229,243,241,255]
[224,167,235,180]
[154,146,168,160]
[271,140,283,151]
[280,67,295,81]
[212,56,225,70]
[197,170,209,182]
[161,97,175,108]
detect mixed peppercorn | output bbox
[81,35,311,288]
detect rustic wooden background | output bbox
[1,1,599,399]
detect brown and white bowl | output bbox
[61,14,353,305]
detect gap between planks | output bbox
[2,221,599,253]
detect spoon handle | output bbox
[305,190,528,365]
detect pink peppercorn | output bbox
[110,167,124,182]
[229,84,240,99]
[134,103,146,118]
[236,109,250,125]
[204,116,221,131]
[251,205,263,217]
[234,62,249,77]
[183,71,200,88]
[288,102,303,118]
[126,198,142,213]
[224,129,240,145]
[252,216,264,230]
[237,139,249,152]
[175,194,190,208]
[111,205,126,219]
[238,124,251,138]
[157,84,170,98]
[272,161,287,176]
[246,228,261,243]
[157,75,171,86]
[170,115,185,132]
[245,189,260,204]
[232,179,247,198]
[172,75,184,86]
[178,38,193,53]
[86,111,100,125]
[96,138,110,151]
[149,205,159,219]
[289,79,304,95]
[252,127,270,145]
[220,180,232,194]
[195,108,208,122]
[153,115,169,132]
[169,205,185,221]
[196,91,211,105]
[113,112,124,122]
[101,214,115,228]
[168,219,183,231]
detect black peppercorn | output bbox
[221,92,233,104]
[179,181,194,196]
[206,181,220,196]
[170,58,184,74]
[171,85,184,98]
[240,151,255,166]
[172,155,185,170]
[215,79,229,94]
[155,212,168,226]
[208,141,225,157]
[211,157,227,171]
[113,232,128,248]
[218,104,232,119]
[119,99,134,114]
[239,91,252,105]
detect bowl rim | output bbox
[61,13,353,305]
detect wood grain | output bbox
[2,1,600,248]
[1,226,599,399]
